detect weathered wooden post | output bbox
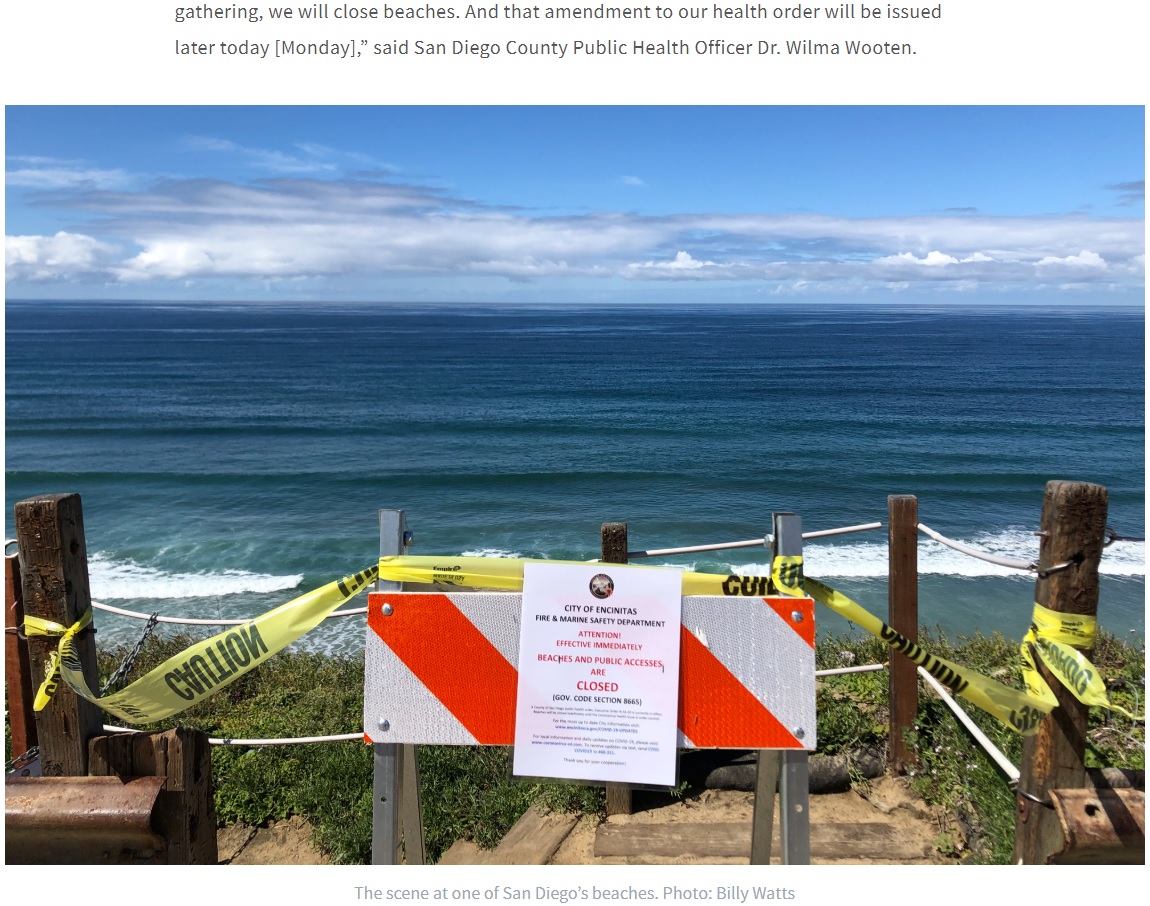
[601,521,632,817]
[13,494,104,776]
[1013,480,1108,864]
[887,495,919,772]
[5,548,38,762]
[88,728,218,864]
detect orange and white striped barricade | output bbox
[364,591,816,750]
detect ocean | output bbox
[4,301,1145,655]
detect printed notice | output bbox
[513,562,682,786]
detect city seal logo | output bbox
[589,573,615,599]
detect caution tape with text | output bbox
[25,564,379,724]
[27,554,1141,731]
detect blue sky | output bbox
[5,106,1144,303]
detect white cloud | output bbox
[6,159,131,189]
[184,136,395,175]
[879,251,960,266]
[5,231,119,281]
[5,176,1144,295]
[1036,249,1107,268]
[632,250,713,271]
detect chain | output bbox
[6,745,40,774]
[99,612,160,695]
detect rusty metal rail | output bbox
[1049,787,1145,864]
[6,775,167,864]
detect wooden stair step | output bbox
[594,821,930,862]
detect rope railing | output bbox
[98,660,887,746]
[916,522,1082,577]
[101,724,361,746]
[915,523,1036,572]
[89,599,367,625]
[627,521,883,558]
[816,663,886,677]
[917,665,1020,785]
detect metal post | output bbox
[749,512,811,865]
[775,513,810,865]
[372,509,424,865]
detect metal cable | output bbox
[916,523,1035,571]
[1105,526,1144,546]
[917,665,1020,784]
[102,724,360,746]
[90,600,367,625]
[816,663,886,677]
[628,521,883,558]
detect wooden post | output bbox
[5,551,38,759]
[1013,480,1108,864]
[89,728,218,864]
[887,495,919,772]
[13,494,104,776]
[601,522,632,817]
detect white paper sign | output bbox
[512,562,682,786]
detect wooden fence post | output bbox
[89,728,218,864]
[887,495,919,772]
[1013,480,1108,864]
[5,550,38,760]
[14,494,104,776]
[601,522,632,817]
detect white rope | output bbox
[102,724,361,746]
[816,663,886,677]
[917,666,1020,784]
[628,521,883,558]
[90,600,367,625]
[916,523,1035,572]
[98,667,885,746]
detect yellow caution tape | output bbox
[381,554,1130,736]
[376,554,782,597]
[26,552,1138,731]
[25,563,379,724]
[768,555,1058,735]
[25,612,92,711]
[1021,602,1139,721]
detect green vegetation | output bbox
[84,632,605,864]
[5,628,1142,865]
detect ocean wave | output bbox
[88,553,303,600]
[459,547,524,559]
[687,529,1144,579]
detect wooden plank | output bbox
[887,495,919,773]
[601,521,633,817]
[595,821,928,861]
[437,806,579,865]
[14,494,104,777]
[1014,481,1108,865]
[5,552,38,758]
[89,728,218,865]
